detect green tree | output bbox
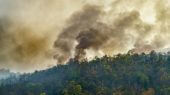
[40,92,46,95]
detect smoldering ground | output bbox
[0,0,170,72]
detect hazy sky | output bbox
[0,0,170,72]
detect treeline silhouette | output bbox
[0,50,170,95]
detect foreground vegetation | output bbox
[0,51,170,95]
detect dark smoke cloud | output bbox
[0,19,53,72]
[0,0,86,72]
[54,0,170,63]
[54,5,104,62]
[0,0,170,72]
[54,4,153,63]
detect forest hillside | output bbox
[0,51,170,95]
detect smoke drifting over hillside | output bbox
[0,0,170,72]
[54,0,170,63]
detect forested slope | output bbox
[0,51,170,95]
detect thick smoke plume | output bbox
[54,0,170,63]
[0,0,84,72]
[0,0,170,72]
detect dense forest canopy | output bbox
[0,51,170,95]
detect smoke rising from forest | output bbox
[54,0,170,63]
[0,0,170,72]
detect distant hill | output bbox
[0,51,170,95]
[0,69,19,85]
[0,69,16,80]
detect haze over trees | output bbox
[0,69,17,80]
